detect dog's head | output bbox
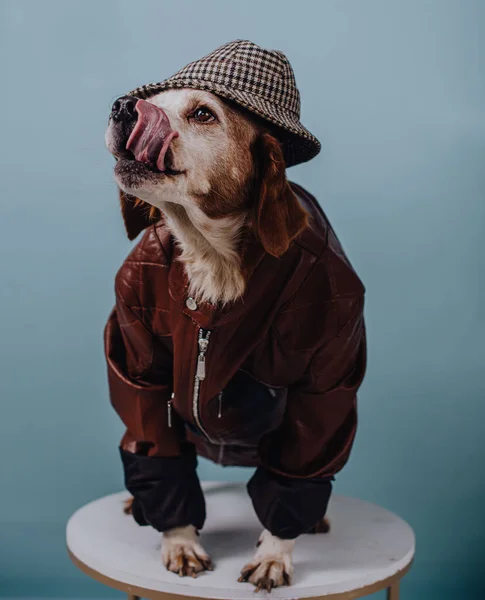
[105,89,308,257]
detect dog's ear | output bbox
[253,132,309,257]
[118,189,159,241]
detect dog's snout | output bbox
[111,95,138,122]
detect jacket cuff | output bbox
[247,467,333,539]
[120,444,206,532]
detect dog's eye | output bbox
[191,107,217,123]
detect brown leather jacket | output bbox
[105,182,366,538]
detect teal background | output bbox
[1,0,484,598]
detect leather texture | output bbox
[104,182,366,537]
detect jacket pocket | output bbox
[204,369,287,446]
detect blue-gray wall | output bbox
[1,1,484,598]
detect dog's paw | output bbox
[238,529,294,592]
[238,557,292,591]
[162,525,213,578]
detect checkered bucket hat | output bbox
[128,40,321,168]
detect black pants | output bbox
[121,370,333,538]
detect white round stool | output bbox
[67,482,415,600]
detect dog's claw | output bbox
[163,546,213,578]
[260,575,275,592]
[196,554,213,572]
[239,559,292,591]
[238,566,254,583]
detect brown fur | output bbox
[191,101,257,221]
[119,190,159,241]
[110,90,311,303]
[251,132,309,257]
[120,130,309,257]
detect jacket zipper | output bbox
[167,392,174,428]
[192,328,216,442]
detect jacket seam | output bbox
[275,253,318,315]
[293,236,326,259]
[277,293,363,315]
[115,277,155,381]
[123,260,169,269]
[129,306,170,313]
[272,294,364,358]
[309,296,365,359]
[137,257,154,380]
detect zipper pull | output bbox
[218,391,223,419]
[167,392,174,428]
[196,354,206,380]
[196,333,210,381]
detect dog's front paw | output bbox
[238,530,294,592]
[162,525,213,578]
[238,557,292,591]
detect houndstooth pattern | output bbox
[128,40,321,167]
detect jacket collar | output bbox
[167,231,281,329]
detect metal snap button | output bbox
[185,297,198,311]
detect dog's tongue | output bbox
[126,100,178,171]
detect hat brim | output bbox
[129,79,321,168]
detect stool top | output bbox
[67,482,415,599]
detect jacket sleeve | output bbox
[104,266,205,532]
[248,295,366,539]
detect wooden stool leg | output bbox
[387,581,400,600]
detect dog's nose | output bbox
[111,95,138,122]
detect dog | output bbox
[104,41,366,592]
[107,89,306,588]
